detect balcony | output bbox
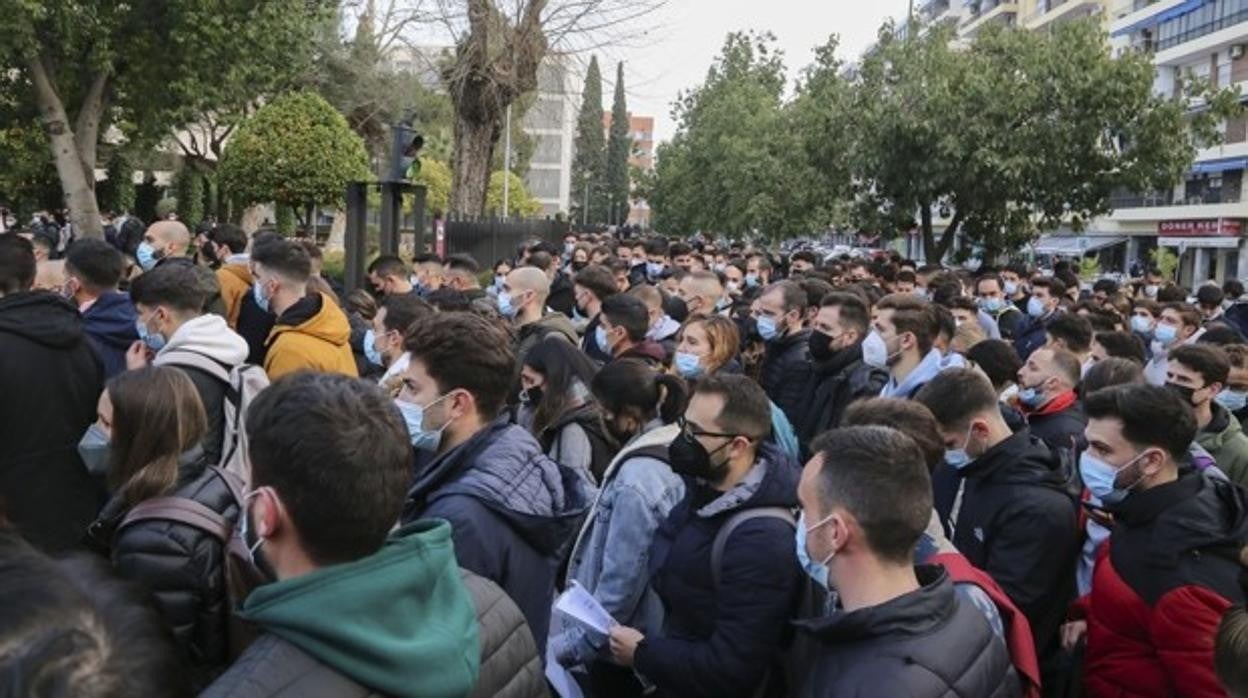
[1024,0,1105,29]
[1156,9,1248,53]
[1111,187,1243,209]
[923,0,954,19]
[961,0,1019,35]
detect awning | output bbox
[1111,0,1210,37]
[1031,235,1127,255]
[1159,236,1242,248]
[1190,157,1248,174]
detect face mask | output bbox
[862,330,889,369]
[912,288,928,299]
[1166,382,1198,406]
[493,275,506,289]
[395,394,453,451]
[135,317,166,352]
[1003,281,1019,296]
[1217,389,1248,413]
[136,241,160,271]
[1154,323,1179,347]
[565,243,576,254]
[726,281,741,294]
[77,422,111,477]
[646,261,665,278]
[595,325,612,354]
[808,330,838,362]
[631,257,646,268]
[1017,383,1046,408]
[756,315,781,342]
[668,429,733,482]
[1026,296,1047,318]
[239,489,268,564]
[363,329,384,367]
[795,511,836,589]
[498,291,517,318]
[944,422,976,470]
[1145,284,1159,298]
[1079,449,1149,505]
[745,273,760,288]
[519,386,544,405]
[713,263,726,273]
[1130,315,1154,334]
[674,351,703,378]
[979,297,1005,314]
[571,261,587,272]
[253,280,271,313]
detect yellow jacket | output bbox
[264,292,358,380]
[216,263,253,329]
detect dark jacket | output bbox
[581,313,611,363]
[992,305,1026,341]
[461,569,547,698]
[616,339,668,368]
[87,452,239,687]
[1023,391,1087,454]
[760,328,814,428]
[0,291,103,552]
[941,429,1078,669]
[81,290,138,379]
[796,342,888,452]
[634,444,804,698]
[402,419,593,652]
[1012,311,1057,362]
[548,270,576,317]
[235,289,277,366]
[795,566,1020,698]
[1075,469,1248,698]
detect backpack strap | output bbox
[711,507,796,590]
[119,496,231,544]
[155,349,232,385]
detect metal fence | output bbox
[444,214,571,266]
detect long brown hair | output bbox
[107,367,207,507]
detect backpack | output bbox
[155,349,270,488]
[710,506,826,698]
[118,466,270,660]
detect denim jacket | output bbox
[549,422,684,667]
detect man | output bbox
[916,369,1078,683]
[400,313,591,651]
[793,426,1019,697]
[369,293,434,385]
[598,294,666,366]
[443,254,496,314]
[1197,284,1226,325]
[203,373,482,697]
[977,273,1026,340]
[630,284,680,360]
[1218,344,1248,425]
[1045,313,1094,375]
[252,238,357,380]
[411,253,445,295]
[1144,302,1206,386]
[669,242,695,272]
[1015,346,1087,453]
[745,254,772,292]
[677,269,727,318]
[503,266,578,367]
[129,263,249,465]
[1090,278,1119,308]
[573,265,618,363]
[1167,344,1248,486]
[1014,276,1065,361]
[797,293,888,450]
[608,375,802,698]
[894,269,917,295]
[1001,264,1030,313]
[0,236,103,552]
[1065,384,1248,696]
[136,220,192,271]
[789,250,818,276]
[874,293,945,399]
[65,239,137,378]
[367,255,416,297]
[200,224,253,328]
[608,257,632,294]
[755,281,813,427]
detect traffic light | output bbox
[388,121,424,182]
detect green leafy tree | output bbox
[572,56,606,224]
[486,171,543,217]
[605,62,632,226]
[101,152,136,215]
[175,169,205,230]
[415,158,453,216]
[218,92,371,226]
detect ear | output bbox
[254,489,280,539]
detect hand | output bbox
[126,341,150,370]
[609,625,644,667]
[1061,620,1087,651]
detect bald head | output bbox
[679,270,724,316]
[145,221,191,258]
[508,267,550,297]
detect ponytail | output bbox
[592,359,688,425]
[653,374,689,425]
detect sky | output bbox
[590,0,914,143]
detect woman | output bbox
[520,337,616,485]
[85,367,241,689]
[489,259,512,297]
[551,359,688,697]
[671,315,799,458]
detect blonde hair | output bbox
[678,315,740,375]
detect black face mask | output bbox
[520,386,545,406]
[571,261,588,272]
[809,330,836,362]
[668,430,733,482]
[1166,382,1199,406]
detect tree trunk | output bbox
[326,210,347,252]
[451,118,498,216]
[28,56,104,239]
[922,204,964,265]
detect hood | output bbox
[0,291,85,349]
[696,442,800,518]
[219,262,253,286]
[797,565,953,641]
[410,420,593,557]
[160,313,249,365]
[240,521,479,698]
[882,348,945,399]
[271,292,351,348]
[82,291,138,351]
[1114,469,1248,563]
[620,340,667,364]
[526,311,578,343]
[964,429,1069,492]
[1201,404,1244,449]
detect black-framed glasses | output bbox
[677,415,739,440]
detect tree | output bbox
[605,61,632,226]
[218,92,371,226]
[174,169,205,231]
[0,0,331,239]
[840,19,1237,262]
[486,171,543,217]
[571,56,606,224]
[100,151,136,215]
[414,158,453,216]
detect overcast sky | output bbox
[588,0,913,143]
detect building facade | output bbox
[601,113,656,227]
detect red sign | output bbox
[1157,218,1243,237]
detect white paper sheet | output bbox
[553,581,614,635]
[545,643,586,698]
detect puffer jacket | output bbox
[81,290,138,379]
[402,418,594,653]
[1196,403,1248,487]
[87,450,239,687]
[796,566,1020,698]
[264,292,358,380]
[216,262,253,329]
[796,342,888,453]
[514,312,578,368]
[760,327,813,428]
[461,569,547,698]
[1022,390,1086,454]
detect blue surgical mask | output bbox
[595,325,610,353]
[1217,389,1248,413]
[1017,385,1045,408]
[135,317,166,351]
[674,351,702,378]
[395,394,453,451]
[363,329,384,367]
[498,291,517,318]
[979,297,1005,314]
[745,273,760,288]
[1026,296,1047,318]
[136,241,159,271]
[945,423,976,470]
[1154,323,1178,347]
[1079,450,1148,505]
[646,261,665,278]
[1130,315,1154,334]
[1003,281,1019,296]
[253,281,271,313]
[795,511,837,589]
[756,315,780,342]
[77,422,111,476]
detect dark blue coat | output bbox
[1012,311,1057,361]
[401,419,593,652]
[82,291,138,379]
[634,443,803,698]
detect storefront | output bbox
[1156,218,1244,285]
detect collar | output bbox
[1024,388,1077,417]
[883,348,943,398]
[696,459,768,518]
[1206,402,1231,435]
[1109,467,1201,527]
[815,341,864,377]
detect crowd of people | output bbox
[2,218,1248,698]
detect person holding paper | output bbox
[550,359,688,697]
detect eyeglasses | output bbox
[677,415,741,441]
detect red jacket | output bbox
[1071,470,1247,697]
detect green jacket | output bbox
[238,520,480,698]
[1197,405,1248,488]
